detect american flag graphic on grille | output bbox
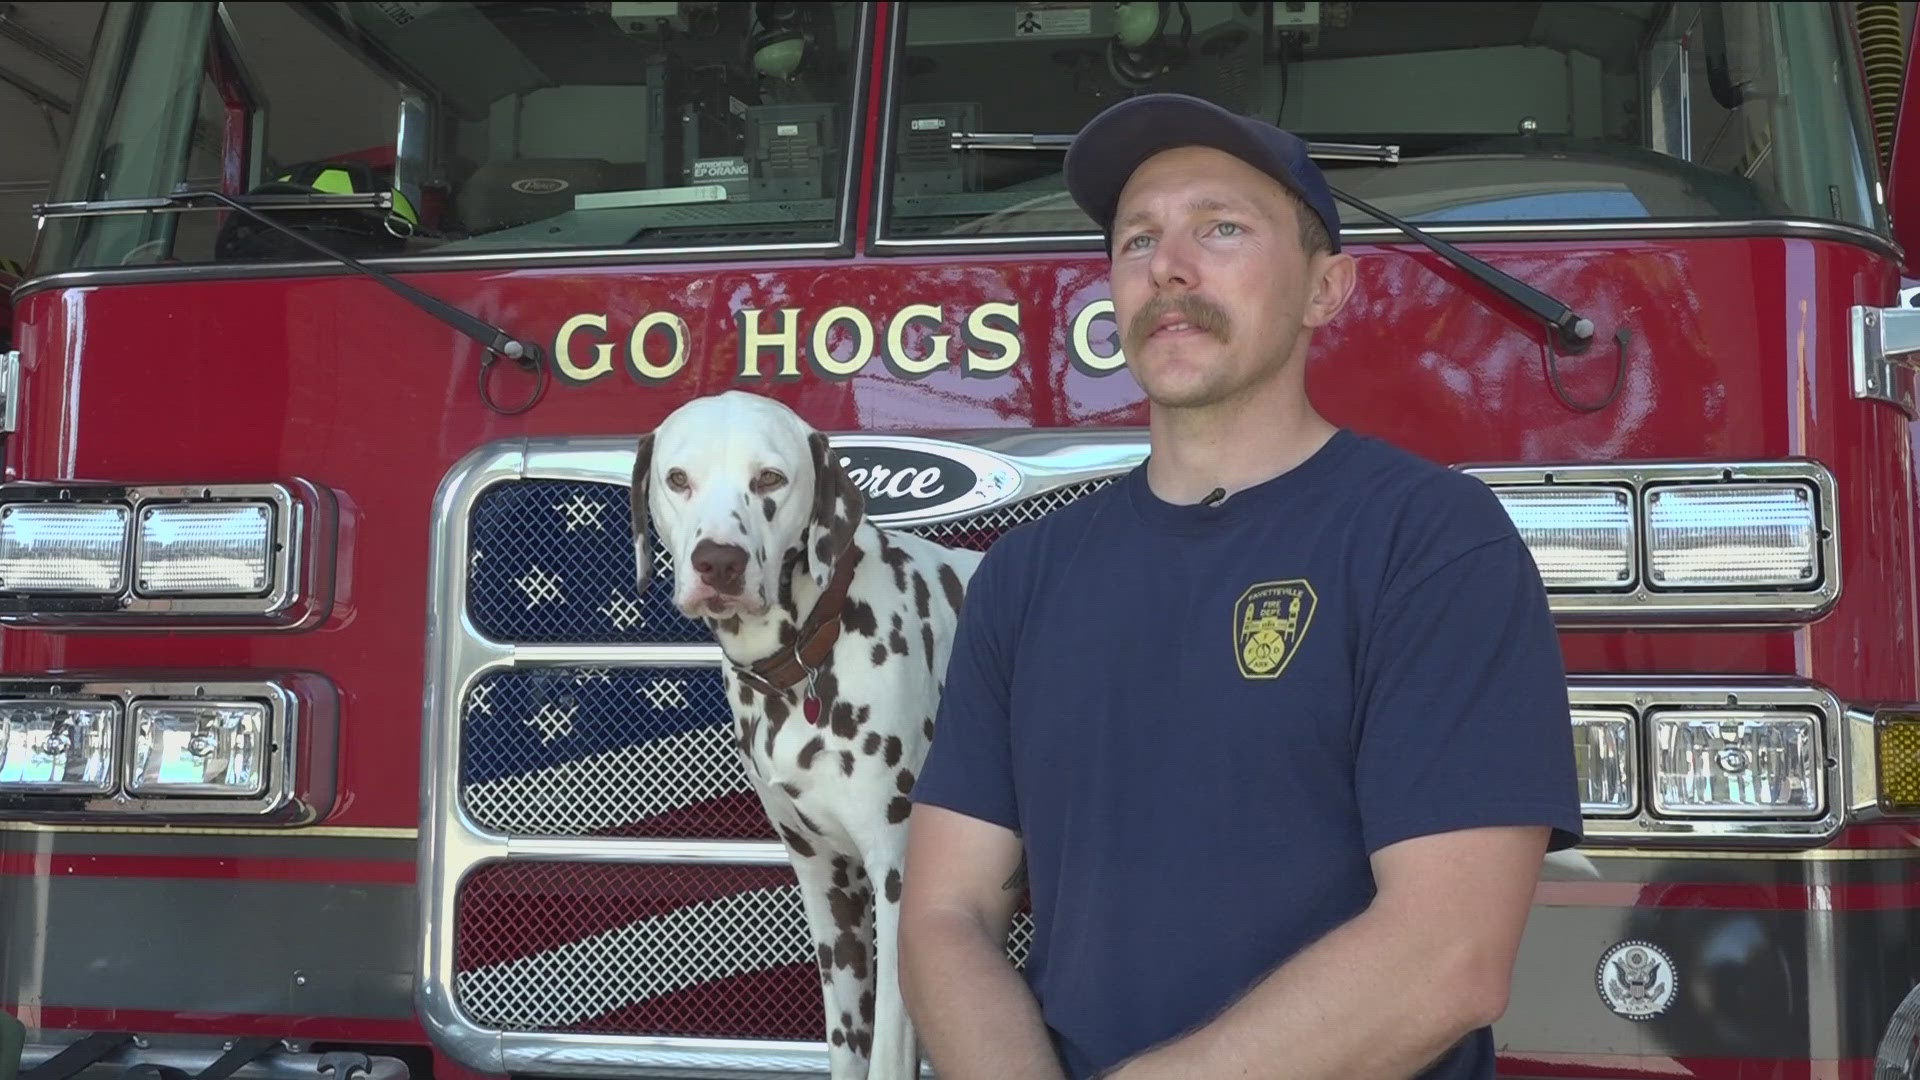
[454,474,1112,1037]
[468,480,706,643]
[461,666,774,839]
[457,861,1034,1037]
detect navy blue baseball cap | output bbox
[1064,93,1342,253]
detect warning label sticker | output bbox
[1014,4,1092,37]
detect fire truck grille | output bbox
[454,860,1033,1037]
[464,477,1117,642]
[467,480,708,644]
[447,465,1100,1040]
[457,476,1120,838]
[904,476,1117,551]
[460,666,774,839]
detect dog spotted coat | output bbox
[631,392,983,1079]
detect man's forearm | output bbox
[900,910,1065,1080]
[1112,902,1504,1080]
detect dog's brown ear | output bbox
[630,432,655,594]
[805,431,863,588]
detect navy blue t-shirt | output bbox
[911,428,1584,1079]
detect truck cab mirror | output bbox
[1701,3,1748,110]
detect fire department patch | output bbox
[1232,579,1316,680]
[1596,940,1676,1021]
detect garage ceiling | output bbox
[1,1,102,273]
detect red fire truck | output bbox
[4,2,1920,1078]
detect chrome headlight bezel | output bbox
[1460,460,1838,626]
[0,674,337,824]
[0,698,120,794]
[1571,706,1640,818]
[135,501,279,597]
[0,480,335,629]
[1647,707,1826,820]
[129,698,273,798]
[0,503,133,594]
[1641,481,1822,591]
[1570,678,1845,846]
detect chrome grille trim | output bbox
[419,431,1147,1076]
[905,476,1119,550]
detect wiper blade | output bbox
[950,132,1401,163]
[1300,141,1402,164]
[944,130,1591,352]
[35,193,393,217]
[33,190,548,415]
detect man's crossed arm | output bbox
[900,810,1549,1080]
[1108,823,1549,1079]
[899,803,1065,1080]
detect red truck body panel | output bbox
[4,0,1919,1071]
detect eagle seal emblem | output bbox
[1596,940,1676,1021]
[1233,579,1317,679]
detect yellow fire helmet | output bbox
[275,161,419,228]
[214,158,418,261]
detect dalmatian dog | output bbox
[630,390,983,1080]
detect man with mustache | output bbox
[899,94,1583,1080]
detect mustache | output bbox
[1125,293,1232,354]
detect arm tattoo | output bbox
[1002,853,1028,892]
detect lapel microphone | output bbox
[1201,487,1226,507]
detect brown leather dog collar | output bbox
[734,541,862,699]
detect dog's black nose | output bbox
[691,540,749,593]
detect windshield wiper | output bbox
[36,193,395,217]
[1324,188,1595,350]
[946,131,1595,352]
[33,190,548,414]
[951,132,1401,164]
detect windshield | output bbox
[34,1,862,274]
[882,1,1887,241]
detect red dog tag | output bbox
[804,697,821,725]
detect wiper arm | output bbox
[34,190,548,414]
[1328,187,1594,351]
[951,132,1401,163]
[36,193,394,216]
[944,131,1593,352]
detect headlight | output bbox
[0,481,334,630]
[1570,682,1844,844]
[1652,709,1823,817]
[1645,483,1819,588]
[0,699,118,793]
[131,700,268,796]
[1572,708,1636,816]
[0,677,335,824]
[1461,461,1836,625]
[0,504,129,593]
[137,503,274,595]
[1492,488,1633,590]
